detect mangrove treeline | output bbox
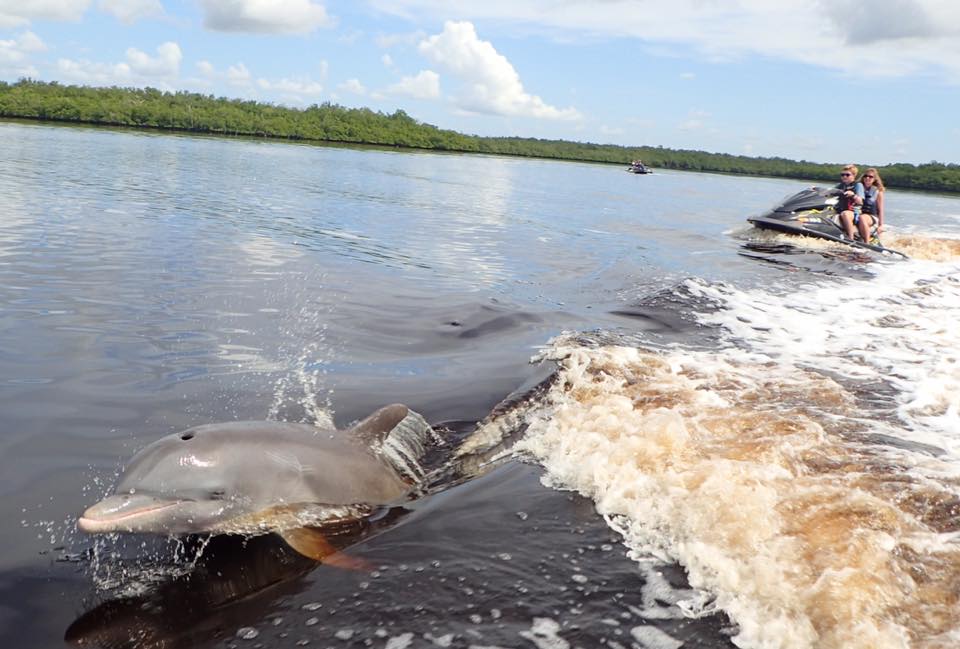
[2,79,958,193]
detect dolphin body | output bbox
[77,404,436,560]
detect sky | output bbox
[1,0,959,165]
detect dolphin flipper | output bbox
[347,404,410,444]
[278,528,371,569]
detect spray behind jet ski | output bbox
[748,187,908,259]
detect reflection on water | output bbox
[65,535,320,649]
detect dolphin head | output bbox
[78,424,267,535]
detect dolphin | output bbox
[77,404,436,561]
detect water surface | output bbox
[1,121,959,649]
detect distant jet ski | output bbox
[748,187,907,259]
[627,161,652,174]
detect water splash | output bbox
[377,409,443,483]
[265,281,336,427]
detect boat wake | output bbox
[883,234,960,262]
[481,249,960,649]
[516,337,959,649]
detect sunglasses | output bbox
[841,172,853,177]
[863,175,875,179]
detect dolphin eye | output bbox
[180,432,195,441]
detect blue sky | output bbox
[1,0,958,164]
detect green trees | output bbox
[1,79,957,193]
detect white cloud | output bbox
[55,41,181,86]
[680,72,695,79]
[199,0,333,34]
[379,1,960,81]
[125,41,181,77]
[417,20,580,120]
[196,60,215,76]
[599,124,625,138]
[17,30,46,52]
[0,30,46,57]
[337,29,362,44]
[226,62,251,86]
[256,76,323,96]
[339,78,366,95]
[385,69,440,99]
[376,30,426,48]
[0,31,45,76]
[98,0,162,23]
[0,0,90,27]
[199,60,323,104]
[678,109,710,131]
[381,53,394,67]
[56,57,131,84]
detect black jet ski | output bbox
[627,161,652,174]
[748,187,907,259]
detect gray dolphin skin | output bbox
[77,404,436,560]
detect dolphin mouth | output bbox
[77,496,185,534]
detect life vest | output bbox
[862,186,879,215]
[835,182,861,212]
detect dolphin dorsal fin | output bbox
[347,404,409,444]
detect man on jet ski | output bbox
[835,164,866,241]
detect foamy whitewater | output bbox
[515,235,960,649]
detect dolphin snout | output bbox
[77,493,181,534]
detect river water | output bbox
[1,121,958,649]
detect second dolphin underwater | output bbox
[77,404,439,561]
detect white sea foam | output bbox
[630,625,683,649]
[519,617,570,649]
[689,250,960,451]
[517,336,960,649]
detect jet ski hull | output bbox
[748,216,907,258]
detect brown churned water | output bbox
[519,341,960,649]
[884,234,960,262]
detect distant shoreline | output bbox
[2,79,958,194]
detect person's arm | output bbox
[854,182,865,205]
[876,192,885,232]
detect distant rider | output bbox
[836,164,865,241]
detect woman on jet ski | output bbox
[836,164,865,241]
[859,168,885,241]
